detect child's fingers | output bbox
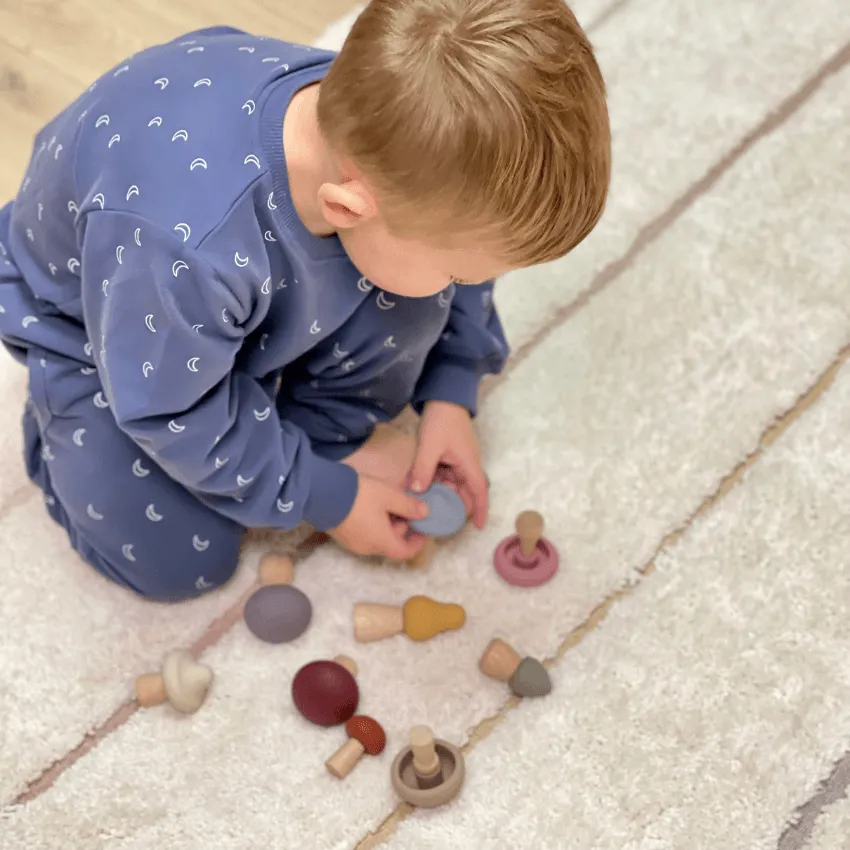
[409,438,442,494]
[386,485,429,521]
[382,525,427,562]
[467,468,489,528]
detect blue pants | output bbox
[19,345,246,602]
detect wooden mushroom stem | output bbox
[258,553,294,586]
[326,738,367,779]
[515,510,544,557]
[406,537,438,569]
[332,655,359,677]
[135,672,168,707]
[353,603,405,642]
[410,725,443,788]
[479,638,522,682]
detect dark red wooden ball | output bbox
[291,660,359,726]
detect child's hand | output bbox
[409,400,489,529]
[328,475,429,562]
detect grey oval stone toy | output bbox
[408,482,467,537]
[244,584,313,644]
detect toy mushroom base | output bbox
[493,535,559,587]
[390,739,465,808]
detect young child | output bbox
[0,0,610,602]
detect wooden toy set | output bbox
[134,484,560,811]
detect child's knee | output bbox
[96,545,241,603]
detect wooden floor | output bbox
[0,0,361,198]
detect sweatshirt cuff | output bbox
[302,454,359,531]
[412,360,482,417]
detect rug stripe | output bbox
[801,789,850,850]
[779,754,850,850]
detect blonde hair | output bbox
[317,0,611,267]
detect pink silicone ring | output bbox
[493,536,559,587]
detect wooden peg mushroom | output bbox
[390,725,466,808]
[493,509,560,587]
[135,649,213,714]
[479,638,551,698]
[354,595,466,643]
[291,655,360,726]
[325,715,387,779]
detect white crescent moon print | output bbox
[145,504,163,522]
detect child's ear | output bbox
[318,180,377,230]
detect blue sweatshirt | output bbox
[2,27,508,531]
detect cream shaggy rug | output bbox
[2,2,850,849]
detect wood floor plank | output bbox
[0,0,361,197]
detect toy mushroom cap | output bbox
[162,649,213,714]
[345,715,386,755]
[291,659,359,726]
[509,657,552,698]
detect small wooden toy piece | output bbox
[291,655,360,727]
[258,552,295,586]
[325,715,387,779]
[493,510,559,587]
[406,538,438,569]
[135,649,213,715]
[407,482,467,537]
[354,595,466,643]
[479,638,552,698]
[390,725,465,808]
[333,654,358,677]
